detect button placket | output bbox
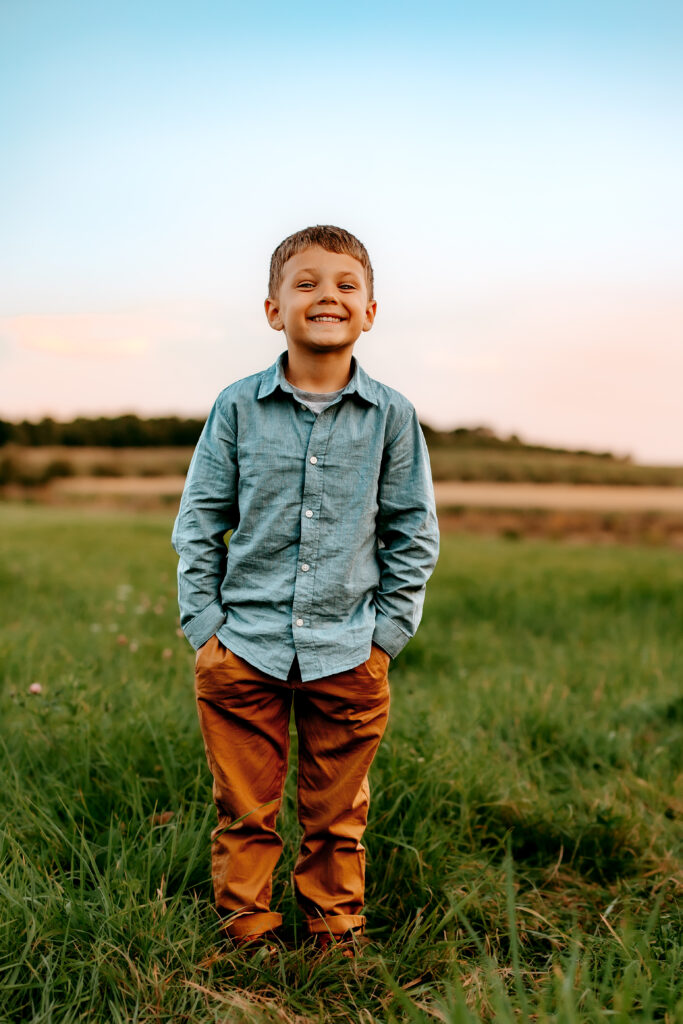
[292,414,331,659]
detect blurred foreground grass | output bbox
[0,505,681,1022]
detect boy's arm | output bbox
[171,397,239,651]
[372,407,440,658]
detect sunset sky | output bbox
[1,1,682,462]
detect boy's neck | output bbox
[284,348,354,394]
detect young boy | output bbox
[172,225,439,949]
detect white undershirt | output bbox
[289,383,345,415]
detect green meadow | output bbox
[0,505,681,1023]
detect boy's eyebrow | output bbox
[294,267,362,278]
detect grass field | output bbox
[0,505,681,1022]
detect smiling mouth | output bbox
[308,315,345,323]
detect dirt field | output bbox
[433,481,683,511]
[53,475,189,497]
[48,476,683,512]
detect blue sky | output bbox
[1,1,682,460]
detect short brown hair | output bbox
[268,225,374,300]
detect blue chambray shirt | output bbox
[171,353,439,682]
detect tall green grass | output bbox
[0,505,681,1022]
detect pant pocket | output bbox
[195,634,217,667]
[194,635,238,693]
[356,644,390,684]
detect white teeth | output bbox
[311,316,342,322]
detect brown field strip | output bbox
[48,476,683,511]
[53,475,188,496]
[433,481,683,511]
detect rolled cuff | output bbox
[306,914,366,936]
[220,911,283,938]
[372,611,409,659]
[184,601,226,651]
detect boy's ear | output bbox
[362,300,378,333]
[264,297,284,331]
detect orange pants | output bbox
[194,635,391,938]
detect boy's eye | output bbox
[339,283,355,290]
[297,282,314,289]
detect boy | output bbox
[172,225,439,949]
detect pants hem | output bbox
[220,911,283,938]
[306,914,366,935]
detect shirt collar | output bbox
[257,352,378,406]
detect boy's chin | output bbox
[289,337,360,355]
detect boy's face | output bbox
[264,246,377,358]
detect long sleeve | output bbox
[372,407,440,658]
[171,397,239,650]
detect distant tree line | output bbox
[0,415,206,448]
[0,414,623,460]
[420,424,623,460]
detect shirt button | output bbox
[309,456,318,464]
[305,510,313,518]
[296,618,304,627]
[301,563,310,572]
[300,404,307,412]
